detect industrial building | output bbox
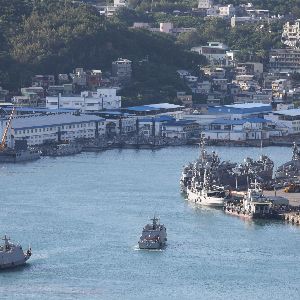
[0,114,106,146]
[265,108,300,134]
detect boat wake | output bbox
[133,245,164,252]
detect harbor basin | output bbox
[0,146,299,299]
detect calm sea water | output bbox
[0,146,299,300]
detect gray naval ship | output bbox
[180,138,274,192]
[0,235,32,269]
[138,217,167,250]
[276,142,300,179]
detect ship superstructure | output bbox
[180,138,274,193]
[276,142,300,179]
[224,181,275,219]
[138,217,167,250]
[186,168,226,207]
[0,235,32,269]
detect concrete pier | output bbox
[264,189,300,207]
[283,212,300,225]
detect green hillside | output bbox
[0,0,205,104]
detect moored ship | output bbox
[0,108,40,163]
[180,139,220,193]
[42,141,82,157]
[224,181,278,219]
[276,142,300,179]
[180,138,274,192]
[0,139,40,163]
[186,169,226,207]
[138,217,167,250]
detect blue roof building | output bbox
[123,103,183,116]
[204,116,277,142]
[138,116,176,137]
[162,119,200,139]
[208,103,272,115]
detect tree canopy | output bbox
[0,0,206,104]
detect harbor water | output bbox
[0,146,300,299]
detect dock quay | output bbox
[283,211,300,225]
[35,136,192,157]
[264,189,300,207]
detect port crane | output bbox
[0,107,15,151]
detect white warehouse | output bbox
[46,88,121,112]
[2,114,106,146]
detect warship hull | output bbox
[0,150,40,163]
[187,188,225,207]
[0,256,30,269]
[218,170,273,189]
[138,241,165,250]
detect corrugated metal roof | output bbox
[225,103,271,109]
[125,103,183,112]
[2,107,77,113]
[164,120,197,126]
[126,105,161,112]
[148,103,183,109]
[11,114,105,130]
[211,117,269,125]
[139,116,175,123]
[273,109,300,117]
[208,103,272,114]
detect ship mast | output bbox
[0,107,15,151]
[292,142,300,161]
[200,137,206,162]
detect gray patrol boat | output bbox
[0,235,32,269]
[138,217,167,250]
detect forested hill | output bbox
[0,0,205,102]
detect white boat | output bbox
[187,185,226,207]
[186,169,226,207]
[138,217,167,250]
[0,235,32,269]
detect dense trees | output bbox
[0,0,296,103]
[0,0,206,103]
[113,3,284,65]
